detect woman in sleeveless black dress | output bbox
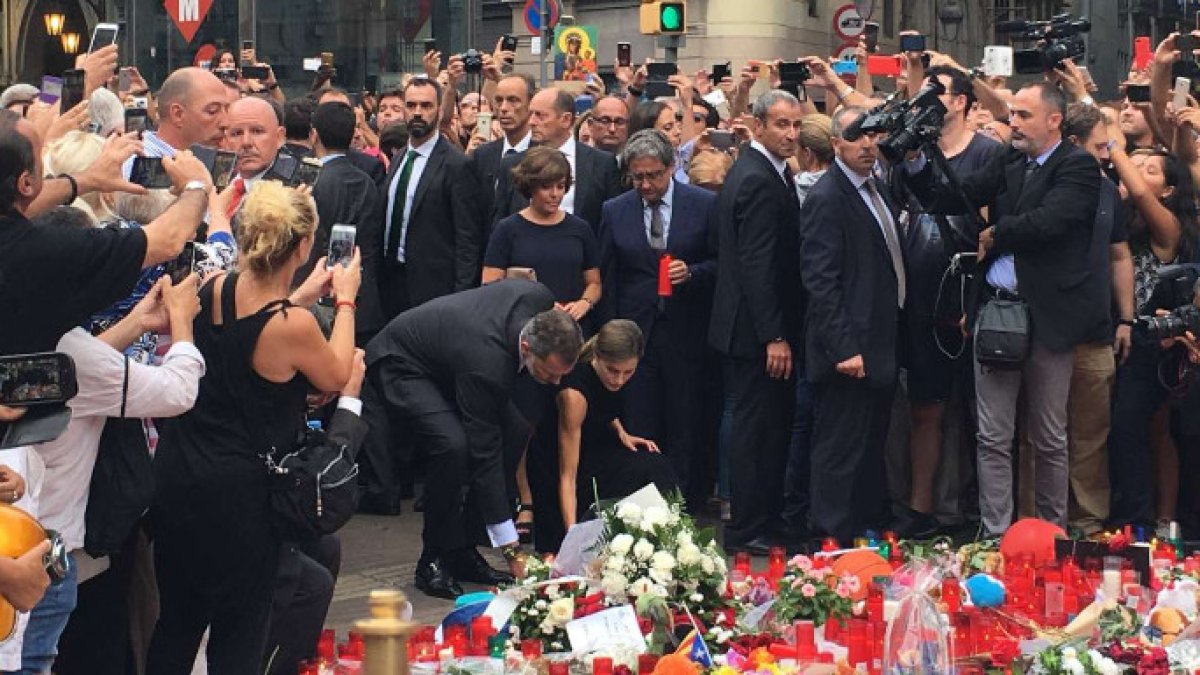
[147,182,362,674]
[531,320,678,552]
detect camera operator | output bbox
[888,65,1002,538]
[0,109,212,355]
[903,81,1101,536]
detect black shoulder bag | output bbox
[84,355,155,557]
[974,296,1032,370]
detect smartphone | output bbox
[349,92,363,108]
[38,76,62,105]
[88,23,119,54]
[1134,36,1153,70]
[124,108,149,136]
[712,62,731,82]
[1179,34,1197,64]
[213,68,239,84]
[163,242,196,285]
[424,39,438,55]
[505,267,537,281]
[982,45,1014,77]
[212,150,237,190]
[241,65,270,80]
[501,34,518,55]
[321,52,334,68]
[325,225,357,269]
[293,158,322,187]
[0,353,77,407]
[475,111,493,138]
[118,68,132,93]
[267,153,299,184]
[779,62,812,83]
[129,156,173,189]
[575,95,594,115]
[866,55,902,77]
[900,34,926,53]
[864,21,880,53]
[617,42,632,68]
[1175,77,1192,110]
[646,62,676,81]
[59,69,85,113]
[708,130,734,151]
[1127,84,1152,103]
[365,74,379,96]
[644,81,674,99]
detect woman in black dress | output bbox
[147,181,362,674]
[538,320,678,550]
[484,146,602,544]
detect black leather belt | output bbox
[984,285,1021,302]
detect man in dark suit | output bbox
[299,101,386,341]
[365,281,583,598]
[492,87,622,232]
[470,73,534,239]
[378,77,482,318]
[316,88,389,189]
[904,81,1100,536]
[801,106,907,545]
[597,129,717,501]
[708,90,806,555]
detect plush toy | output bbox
[963,574,1005,608]
[999,518,1066,567]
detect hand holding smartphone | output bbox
[88,23,119,54]
[327,225,357,268]
[617,42,631,68]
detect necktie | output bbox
[864,181,907,308]
[226,177,246,220]
[648,200,666,251]
[504,148,518,157]
[385,150,420,263]
[1020,158,1040,198]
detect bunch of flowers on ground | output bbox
[504,556,605,653]
[770,554,854,627]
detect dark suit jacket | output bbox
[906,141,1100,352]
[469,138,509,241]
[708,147,804,359]
[365,280,556,523]
[380,134,483,310]
[596,181,718,357]
[347,149,388,190]
[799,162,902,388]
[328,406,369,458]
[298,155,386,336]
[492,142,623,231]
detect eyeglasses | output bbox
[592,116,628,128]
[629,168,668,184]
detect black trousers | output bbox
[54,531,141,675]
[263,535,342,675]
[809,376,894,543]
[1108,344,1170,528]
[622,328,707,501]
[723,354,795,545]
[359,372,412,509]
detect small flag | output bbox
[674,629,712,667]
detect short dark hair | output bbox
[312,102,355,152]
[692,97,720,129]
[511,146,572,199]
[550,89,575,117]
[284,98,315,141]
[0,110,34,213]
[1063,102,1105,144]
[378,88,405,104]
[927,65,976,119]
[379,124,410,159]
[628,101,670,137]
[404,77,442,102]
[1023,81,1067,119]
[520,309,584,362]
[318,87,351,104]
[498,73,537,103]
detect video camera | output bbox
[1135,264,1200,341]
[997,13,1090,74]
[844,78,947,163]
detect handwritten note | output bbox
[565,605,647,655]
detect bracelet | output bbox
[1118,319,1136,327]
[335,300,357,312]
[836,86,855,101]
[58,174,78,205]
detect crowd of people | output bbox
[2,23,1200,675]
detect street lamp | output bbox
[43,6,66,36]
[939,0,964,43]
[61,32,80,54]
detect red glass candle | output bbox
[657,254,673,297]
[821,537,839,552]
[847,619,868,666]
[550,663,570,675]
[593,656,614,675]
[734,551,752,574]
[823,616,843,644]
[941,577,961,614]
[521,638,543,659]
[638,654,659,674]
[866,580,884,624]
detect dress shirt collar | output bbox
[409,131,440,157]
[1032,139,1061,166]
[835,157,873,189]
[750,140,787,180]
[558,136,577,158]
[141,130,178,158]
[644,179,675,209]
[504,131,532,155]
[319,152,346,166]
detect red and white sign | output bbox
[832,41,859,62]
[401,0,431,42]
[165,0,213,43]
[193,43,216,67]
[832,4,866,40]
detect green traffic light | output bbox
[660,4,682,31]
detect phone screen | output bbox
[241,65,270,80]
[124,109,148,135]
[1127,84,1152,103]
[502,35,518,54]
[709,130,734,151]
[0,353,76,406]
[1175,77,1192,110]
[864,22,880,53]
[164,242,196,285]
[129,156,173,189]
[268,153,299,183]
[89,24,119,53]
[293,159,322,187]
[212,151,237,190]
[1180,34,1197,64]
[327,225,357,268]
[59,70,85,112]
[242,39,254,52]
[646,62,676,81]
[39,76,62,105]
[900,34,926,52]
[617,43,631,68]
[712,62,731,82]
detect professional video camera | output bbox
[997,13,1090,74]
[844,79,947,163]
[1135,264,1200,341]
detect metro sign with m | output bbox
[165,0,214,42]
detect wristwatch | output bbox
[1117,319,1136,328]
[182,180,207,193]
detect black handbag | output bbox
[974,297,1032,369]
[261,421,359,540]
[84,356,155,557]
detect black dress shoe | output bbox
[357,493,403,516]
[891,507,941,540]
[414,559,464,600]
[445,548,515,586]
[724,536,774,556]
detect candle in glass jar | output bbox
[1102,556,1122,600]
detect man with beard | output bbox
[471,74,535,240]
[224,96,287,218]
[122,67,228,177]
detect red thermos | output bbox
[657,253,674,297]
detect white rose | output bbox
[677,544,703,567]
[546,584,560,599]
[535,599,548,610]
[700,556,715,574]
[652,583,669,597]
[628,576,656,597]
[548,597,575,626]
[609,533,635,556]
[616,502,643,527]
[1062,660,1084,675]
[690,593,704,603]
[677,530,693,548]
[602,574,628,597]
[651,551,677,572]
[649,566,673,585]
[666,508,680,526]
[633,538,655,561]
[605,555,626,573]
[641,506,669,530]
[714,555,728,574]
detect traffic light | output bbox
[639,1,686,35]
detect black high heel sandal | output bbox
[515,503,535,545]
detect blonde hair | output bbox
[687,149,733,188]
[797,114,834,164]
[237,181,318,275]
[43,130,112,223]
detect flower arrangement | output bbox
[769,555,854,628]
[504,556,606,653]
[1028,643,1121,675]
[595,490,731,625]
